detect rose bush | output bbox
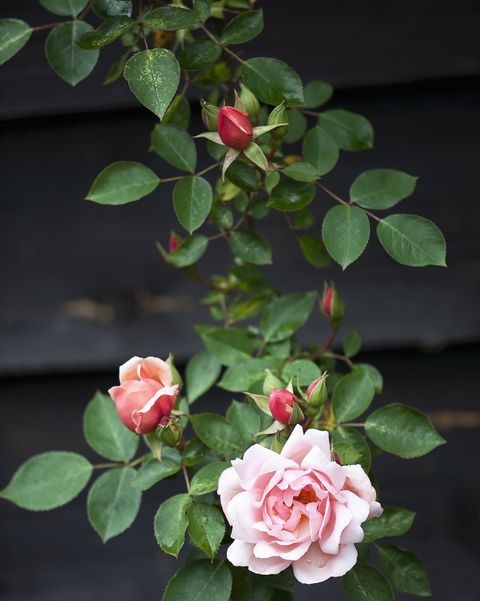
[219,425,381,583]
[0,2,447,600]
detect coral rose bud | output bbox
[321,282,345,329]
[217,106,253,150]
[306,373,328,409]
[269,388,296,424]
[108,356,179,435]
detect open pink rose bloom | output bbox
[218,425,382,584]
[108,356,179,435]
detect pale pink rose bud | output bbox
[269,388,296,424]
[108,356,179,435]
[217,106,253,150]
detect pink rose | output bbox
[108,356,179,435]
[218,425,382,584]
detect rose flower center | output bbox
[294,485,317,505]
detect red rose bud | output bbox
[169,232,179,253]
[201,99,219,131]
[217,106,253,150]
[306,373,328,409]
[269,389,296,424]
[321,283,345,328]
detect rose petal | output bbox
[119,356,142,383]
[292,542,357,584]
[139,357,173,386]
[227,540,254,567]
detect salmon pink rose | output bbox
[108,356,179,435]
[218,425,382,584]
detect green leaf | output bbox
[103,53,128,85]
[83,391,139,462]
[322,205,370,269]
[298,235,330,268]
[333,372,375,422]
[260,291,317,343]
[343,330,361,358]
[133,448,181,491]
[226,160,260,192]
[39,0,88,16]
[378,545,431,596]
[165,235,209,267]
[227,400,270,442]
[124,49,180,119]
[354,363,383,394]
[91,0,132,18]
[193,0,211,22]
[377,214,446,267]
[343,564,394,601]
[189,462,230,496]
[230,567,274,601]
[87,467,141,542]
[332,427,371,472]
[283,162,320,182]
[0,19,32,66]
[282,359,321,387]
[196,325,257,366]
[302,125,339,176]
[144,6,198,30]
[362,506,416,543]
[284,109,307,144]
[76,16,134,49]
[154,493,192,557]
[190,413,246,455]
[303,80,333,108]
[219,357,279,392]
[240,57,304,106]
[187,502,225,559]
[319,110,374,151]
[173,176,212,234]
[45,22,99,86]
[365,403,445,458]
[179,40,222,70]
[269,178,316,212]
[162,559,232,601]
[152,125,197,173]
[163,95,191,129]
[0,451,92,511]
[221,10,264,45]
[87,161,159,205]
[186,351,222,403]
[350,169,417,210]
[228,231,272,265]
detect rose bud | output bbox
[267,102,289,140]
[321,282,345,329]
[239,83,260,118]
[269,388,296,424]
[217,106,253,150]
[158,416,182,446]
[306,373,328,409]
[201,99,219,131]
[108,356,179,435]
[169,232,180,253]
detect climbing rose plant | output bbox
[0,2,447,600]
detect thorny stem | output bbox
[316,182,381,223]
[160,162,220,184]
[32,22,63,31]
[201,24,246,65]
[92,455,146,470]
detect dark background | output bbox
[0,1,479,600]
